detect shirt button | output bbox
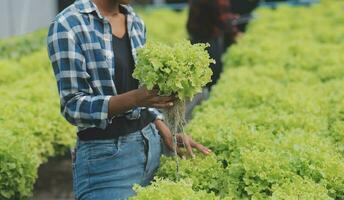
[104,35,111,41]
[106,52,112,60]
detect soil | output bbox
[29,154,74,200]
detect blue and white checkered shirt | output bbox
[47,0,160,131]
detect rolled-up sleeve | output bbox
[47,21,111,130]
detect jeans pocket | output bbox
[143,124,162,175]
[87,140,120,163]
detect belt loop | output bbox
[141,128,147,139]
[149,122,156,135]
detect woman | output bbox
[47,0,211,199]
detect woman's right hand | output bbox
[134,86,176,109]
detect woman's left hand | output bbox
[154,119,212,158]
[176,134,212,158]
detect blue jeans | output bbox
[72,123,162,200]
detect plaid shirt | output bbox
[187,0,239,41]
[47,0,158,131]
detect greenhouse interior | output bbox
[0,0,343,200]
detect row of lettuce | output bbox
[133,1,344,200]
[0,9,186,200]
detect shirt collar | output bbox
[75,0,133,19]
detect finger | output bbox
[148,88,159,96]
[167,140,182,156]
[150,96,174,104]
[179,135,195,158]
[201,146,212,154]
[151,102,174,109]
[199,145,212,155]
[156,96,175,103]
[170,145,184,158]
[170,95,178,101]
[185,140,195,159]
[177,141,185,148]
[177,148,184,158]
[191,141,212,153]
[194,142,212,153]
[192,141,212,155]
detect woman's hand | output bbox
[134,86,176,109]
[107,86,176,119]
[154,119,212,158]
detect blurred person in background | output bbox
[187,0,241,90]
[224,0,259,48]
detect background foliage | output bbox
[135,1,344,199]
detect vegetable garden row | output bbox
[134,1,344,199]
[1,1,344,199]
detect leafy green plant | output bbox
[133,40,214,175]
[133,41,213,100]
[132,179,219,200]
